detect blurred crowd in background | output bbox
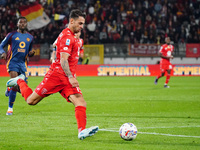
[0,0,200,45]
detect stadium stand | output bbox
[0,0,199,45]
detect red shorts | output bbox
[160,62,173,72]
[34,68,82,102]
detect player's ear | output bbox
[17,20,19,27]
[70,18,74,24]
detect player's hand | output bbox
[1,53,6,59]
[29,50,35,57]
[50,57,55,63]
[69,77,79,87]
[170,55,173,59]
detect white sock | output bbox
[7,107,13,111]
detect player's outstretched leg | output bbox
[6,74,25,87]
[78,126,99,140]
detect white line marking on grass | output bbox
[99,129,118,132]
[139,132,200,138]
[99,128,200,138]
[139,125,200,129]
[103,125,200,130]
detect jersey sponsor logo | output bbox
[19,42,26,48]
[41,88,47,95]
[18,49,25,52]
[167,51,171,56]
[27,38,30,42]
[66,39,70,45]
[63,47,68,50]
[15,37,20,40]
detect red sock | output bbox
[75,106,86,133]
[165,74,171,84]
[17,79,33,101]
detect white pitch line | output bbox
[139,125,200,129]
[99,129,118,132]
[102,125,200,130]
[99,129,200,139]
[139,132,200,138]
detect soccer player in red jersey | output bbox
[76,31,84,64]
[154,37,174,88]
[6,9,98,140]
[50,31,84,64]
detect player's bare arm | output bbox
[60,52,79,87]
[158,52,173,59]
[50,50,56,63]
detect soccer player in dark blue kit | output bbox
[0,17,35,115]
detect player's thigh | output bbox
[69,94,86,107]
[9,71,18,78]
[35,77,62,97]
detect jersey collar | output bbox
[66,28,75,36]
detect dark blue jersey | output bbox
[0,31,33,73]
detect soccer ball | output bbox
[119,123,137,141]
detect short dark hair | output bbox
[69,9,86,20]
[17,16,27,22]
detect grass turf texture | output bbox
[0,76,200,150]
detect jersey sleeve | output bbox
[59,35,74,55]
[53,38,58,51]
[0,32,13,54]
[29,36,34,52]
[53,38,58,46]
[80,39,84,52]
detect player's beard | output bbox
[20,27,27,33]
[73,26,80,34]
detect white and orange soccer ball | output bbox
[119,123,137,141]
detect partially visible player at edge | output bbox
[154,37,174,88]
[76,31,84,65]
[0,17,35,115]
[50,38,57,63]
[6,9,98,140]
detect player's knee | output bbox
[70,94,87,107]
[76,98,87,107]
[26,98,38,105]
[27,100,36,105]
[81,100,87,107]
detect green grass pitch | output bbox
[0,76,200,150]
